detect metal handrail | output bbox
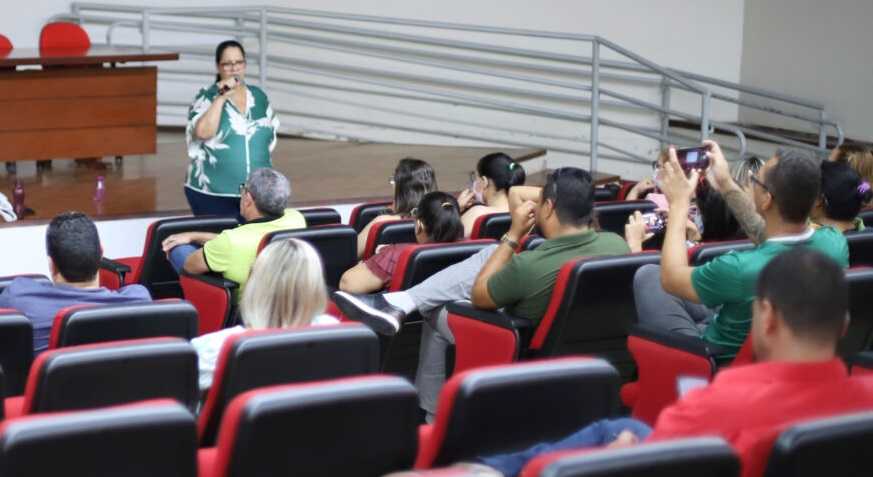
[57,2,843,175]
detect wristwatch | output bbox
[500,234,520,250]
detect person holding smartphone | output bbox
[184,40,280,216]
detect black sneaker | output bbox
[332,291,405,335]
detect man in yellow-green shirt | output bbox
[163,168,305,293]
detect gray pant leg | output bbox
[415,306,454,417]
[406,244,498,313]
[633,264,714,337]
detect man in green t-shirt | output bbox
[634,141,848,357]
[162,168,306,293]
[334,167,631,418]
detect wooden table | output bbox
[0,47,178,161]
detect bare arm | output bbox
[339,262,386,294]
[182,249,210,275]
[161,232,219,253]
[722,188,766,244]
[508,186,542,210]
[659,151,701,302]
[193,95,227,140]
[356,215,396,259]
[471,200,536,309]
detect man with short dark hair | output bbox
[634,141,848,356]
[162,167,305,293]
[0,212,152,353]
[333,167,630,419]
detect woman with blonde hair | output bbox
[192,238,338,389]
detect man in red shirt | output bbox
[420,246,873,477]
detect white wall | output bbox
[739,0,873,142]
[2,1,747,181]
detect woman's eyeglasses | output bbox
[220,60,246,69]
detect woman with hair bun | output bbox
[341,191,463,295]
[457,152,526,237]
[812,160,872,232]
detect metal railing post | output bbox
[659,76,671,150]
[700,91,711,141]
[259,8,268,86]
[142,9,151,50]
[818,110,828,150]
[590,38,600,174]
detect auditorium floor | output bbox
[0,131,552,223]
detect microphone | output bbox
[218,75,241,95]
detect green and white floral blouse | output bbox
[185,84,280,196]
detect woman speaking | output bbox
[184,40,280,216]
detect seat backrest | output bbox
[138,216,239,298]
[49,300,199,349]
[299,207,341,227]
[846,230,873,267]
[388,240,496,291]
[594,200,657,236]
[198,324,381,446]
[838,268,873,356]
[764,411,873,477]
[0,310,34,396]
[0,400,196,477]
[859,210,873,229]
[39,22,91,49]
[421,358,619,468]
[0,274,51,294]
[257,225,358,289]
[531,254,661,377]
[689,240,756,266]
[524,437,739,477]
[23,338,198,415]
[594,185,620,202]
[470,213,511,240]
[350,201,392,232]
[523,235,546,251]
[363,219,417,259]
[213,376,419,477]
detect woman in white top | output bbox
[191,238,338,390]
[456,152,526,238]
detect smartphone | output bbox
[641,211,667,234]
[676,146,710,172]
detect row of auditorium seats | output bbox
[0,351,871,476]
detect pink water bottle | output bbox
[93,176,105,202]
[12,180,24,217]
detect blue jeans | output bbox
[168,244,200,274]
[477,418,652,477]
[184,187,241,218]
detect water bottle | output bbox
[12,180,24,217]
[93,176,105,202]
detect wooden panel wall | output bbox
[0,66,157,161]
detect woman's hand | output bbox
[626,178,656,200]
[625,211,654,253]
[457,189,476,212]
[216,76,239,96]
[685,219,702,242]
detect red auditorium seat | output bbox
[49,299,199,349]
[257,224,358,288]
[4,338,198,419]
[469,213,511,240]
[0,34,11,52]
[99,216,239,297]
[623,266,873,425]
[445,253,660,379]
[519,437,739,477]
[299,207,342,227]
[0,400,197,476]
[593,200,657,236]
[197,324,380,447]
[0,310,32,396]
[199,375,419,477]
[350,200,392,232]
[362,219,417,259]
[760,411,873,477]
[415,357,619,469]
[378,240,496,378]
[39,21,91,50]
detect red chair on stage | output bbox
[39,22,91,50]
[0,34,11,52]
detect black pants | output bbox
[184,187,241,218]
